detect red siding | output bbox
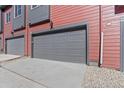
[3,6,26,55]
[101,5,124,70]
[3,7,13,38]
[51,5,100,62]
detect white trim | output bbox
[30,5,40,10]
[14,5,22,18]
[5,12,11,24]
[100,32,104,64]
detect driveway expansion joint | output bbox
[1,66,49,88]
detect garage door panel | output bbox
[6,37,24,55]
[50,56,86,63]
[0,39,1,48]
[67,35,86,41]
[0,39,2,53]
[33,29,87,63]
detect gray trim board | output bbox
[86,23,89,65]
[120,17,124,71]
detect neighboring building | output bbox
[0,5,124,71]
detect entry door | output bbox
[6,37,24,56]
[33,29,87,63]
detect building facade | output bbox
[0,5,124,71]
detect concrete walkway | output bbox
[0,56,86,88]
[0,54,21,62]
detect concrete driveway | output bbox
[0,67,45,88]
[0,56,86,88]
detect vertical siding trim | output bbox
[99,5,102,67]
[2,11,5,53]
[120,17,124,71]
[26,6,29,56]
[50,5,53,29]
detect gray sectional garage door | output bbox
[0,38,2,53]
[6,37,24,55]
[33,29,87,63]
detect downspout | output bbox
[98,5,102,67]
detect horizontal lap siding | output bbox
[101,5,124,70]
[3,8,12,38]
[51,5,100,62]
[3,7,26,55]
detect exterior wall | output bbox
[0,10,2,32]
[51,5,100,63]
[3,6,26,55]
[27,5,51,57]
[1,5,124,70]
[2,5,101,64]
[12,5,26,31]
[28,5,50,25]
[101,5,124,70]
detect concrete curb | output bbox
[0,56,24,64]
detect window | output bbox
[6,12,11,24]
[14,5,22,18]
[115,5,124,14]
[31,5,40,10]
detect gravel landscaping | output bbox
[81,66,124,88]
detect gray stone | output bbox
[81,66,124,88]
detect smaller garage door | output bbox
[6,36,24,56]
[0,38,2,53]
[32,27,87,64]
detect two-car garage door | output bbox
[32,27,87,63]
